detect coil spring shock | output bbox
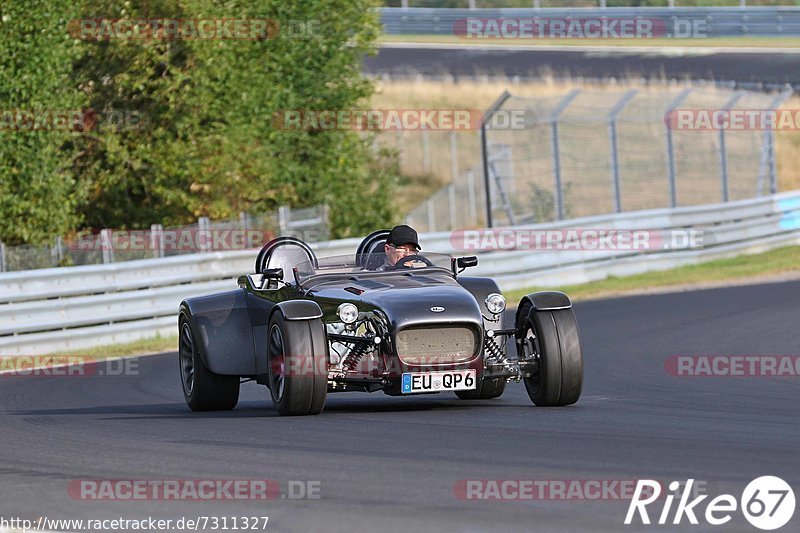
[341,339,371,372]
[484,335,509,365]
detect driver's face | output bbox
[385,243,418,265]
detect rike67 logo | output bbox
[626,477,795,530]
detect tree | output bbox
[71,0,397,237]
[0,1,85,244]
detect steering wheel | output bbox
[393,254,434,269]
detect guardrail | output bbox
[1,190,799,355]
[379,7,800,37]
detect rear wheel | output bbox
[517,302,583,406]
[179,315,240,411]
[267,313,328,416]
[455,377,506,400]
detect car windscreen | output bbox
[294,253,453,283]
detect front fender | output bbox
[272,300,323,321]
[457,276,502,320]
[515,291,573,326]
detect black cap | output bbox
[387,225,420,250]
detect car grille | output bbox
[396,326,478,365]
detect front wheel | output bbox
[516,302,583,406]
[267,312,328,416]
[179,315,240,411]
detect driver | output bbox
[377,225,423,271]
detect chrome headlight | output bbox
[337,303,359,324]
[485,293,506,315]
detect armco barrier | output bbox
[379,7,800,38]
[1,190,800,355]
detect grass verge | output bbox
[52,334,178,361]
[505,245,800,302]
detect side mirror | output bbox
[457,256,478,269]
[261,267,284,280]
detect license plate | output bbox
[401,369,476,394]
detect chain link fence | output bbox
[0,205,328,273]
[405,84,795,231]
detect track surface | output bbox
[366,45,800,88]
[1,280,798,532]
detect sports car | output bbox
[178,231,583,415]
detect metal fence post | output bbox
[757,88,793,195]
[150,224,164,258]
[481,91,511,228]
[607,90,638,213]
[198,216,211,253]
[426,198,435,233]
[52,236,64,266]
[0,241,5,272]
[100,229,114,264]
[664,88,692,208]
[320,204,330,240]
[466,169,477,227]
[550,89,581,220]
[278,206,289,234]
[449,131,459,182]
[448,183,457,230]
[718,92,745,202]
[421,129,431,174]
[768,129,778,195]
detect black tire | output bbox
[267,312,328,416]
[517,302,583,406]
[455,377,506,400]
[179,314,240,411]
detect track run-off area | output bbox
[0,279,798,532]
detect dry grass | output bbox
[370,77,800,216]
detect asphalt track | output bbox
[1,280,798,532]
[366,44,800,89]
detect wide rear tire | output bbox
[455,377,506,400]
[517,302,583,406]
[179,315,240,411]
[267,312,328,416]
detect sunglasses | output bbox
[388,244,418,253]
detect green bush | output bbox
[1,0,398,244]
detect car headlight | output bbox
[485,293,506,315]
[337,303,359,324]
